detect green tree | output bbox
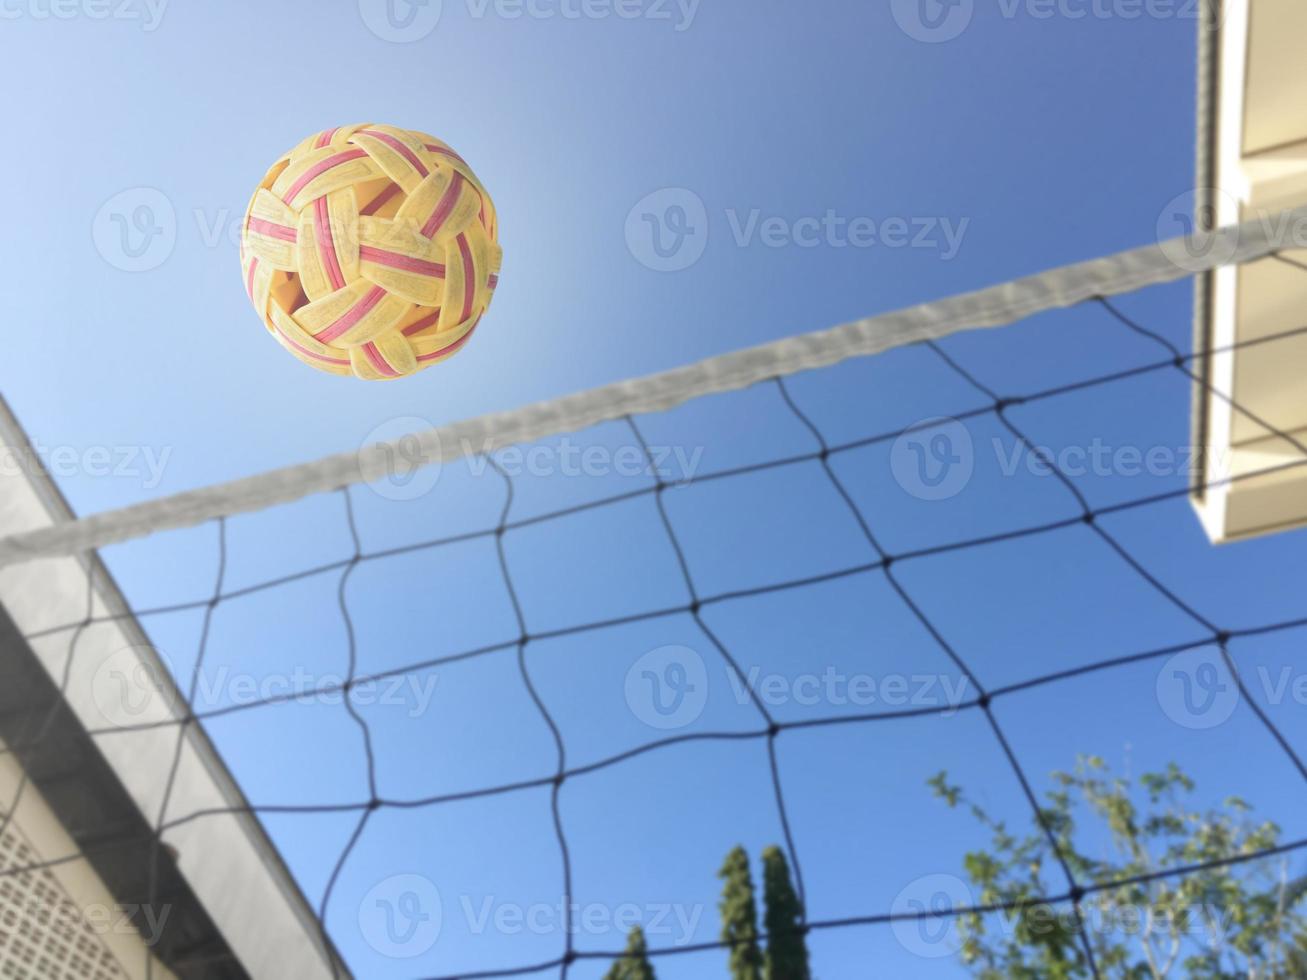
[928,757,1307,978]
[762,845,810,980]
[719,845,764,980]
[603,926,656,980]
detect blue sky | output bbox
[4,1,1307,977]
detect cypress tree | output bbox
[718,845,764,980]
[603,926,656,980]
[761,846,810,980]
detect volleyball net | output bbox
[2,209,1307,979]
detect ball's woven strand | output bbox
[240,124,501,381]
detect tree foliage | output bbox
[929,757,1307,979]
[719,844,765,980]
[761,845,810,980]
[603,926,657,980]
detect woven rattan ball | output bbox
[240,124,501,380]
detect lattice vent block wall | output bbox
[0,821,129,980]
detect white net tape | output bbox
[2,208,1304,567]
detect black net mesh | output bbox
[3,255,1307,980]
